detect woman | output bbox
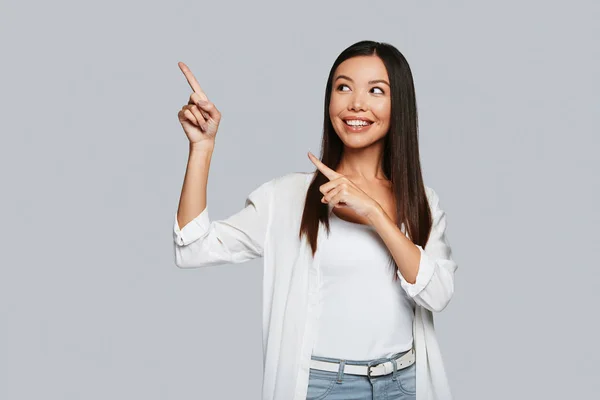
[173,40,458,400]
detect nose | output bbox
[349,92,368,112]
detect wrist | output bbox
[189,141,215,154]
[366,202,385,223]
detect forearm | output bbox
[176,143,214,230]
[367,205,421,284]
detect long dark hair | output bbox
[298,40,433,280]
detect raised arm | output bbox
[172,61,274,268]
[175,61,222,229]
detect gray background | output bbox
[1,0,598,399]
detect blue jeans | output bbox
[306,349,416,400]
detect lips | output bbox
[341,119,374,133]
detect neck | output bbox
[336,141,388,182]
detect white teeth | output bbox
[345,120,371,126]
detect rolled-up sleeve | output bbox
[173,179,274,268]
[398,188,458,312]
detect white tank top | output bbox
[312,211,415,361]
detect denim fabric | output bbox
[306,349,416,400]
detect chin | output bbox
[339,135,381,149]
[334,126,384,148]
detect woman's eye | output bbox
[335,84,384,94]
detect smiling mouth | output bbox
[343,120,373,127]
[342,119,374,132]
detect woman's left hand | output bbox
[308,151,381,218]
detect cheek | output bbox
[374,103,391,126]
[328,99,342,121]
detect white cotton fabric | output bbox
[312,210,415,361]
[173,171,458,400]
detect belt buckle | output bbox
[366,363,376,379]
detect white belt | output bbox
[309,348,415,378]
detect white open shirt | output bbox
[173,171,458,400]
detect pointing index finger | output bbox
[178,61,208,101]
[308,152,340,181]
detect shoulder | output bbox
[267,171,313,192]
[255,172,313,212]
[424,185,441,211]
[247,171,312,198]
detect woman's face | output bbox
[329,55,391,149]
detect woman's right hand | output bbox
[177,61,221,147]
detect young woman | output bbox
[173,40,458,400]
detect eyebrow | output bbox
[334,74,390,87]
